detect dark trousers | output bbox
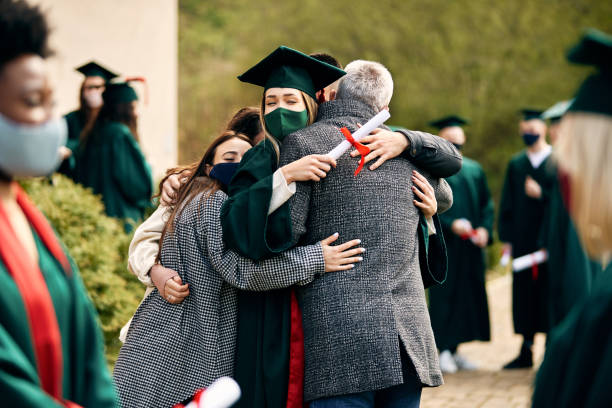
[310,344,422,408]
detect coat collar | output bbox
[316,99,379,123]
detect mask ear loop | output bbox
[125,76,148,105]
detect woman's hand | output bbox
[281,155,337,184]
[150,264,189,304]
[320,233,365,272]
[160,170,192,206]
[412,170,437,218]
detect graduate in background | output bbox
[75,81,152,228]
[427,116,493,373]
[58,61,118,178]
[0,1,116,405]
[498,108,556,369]
[532,28,612,407]
[539,100,601,331]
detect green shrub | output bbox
[20,174,145,365]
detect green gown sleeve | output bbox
[497,160,515,244]
[68,259,118,407]
[0,324,65,408]
[478,167,495,243]
[221,142,294,261]
[110,127,153,210]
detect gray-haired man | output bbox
[281,60,459,407]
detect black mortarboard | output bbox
[567,28,612,116]
[75,61,118,81]
[429,115,469,130]
[237,46,346,99]
[520,109,544,121]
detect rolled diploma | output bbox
[512,249,548,272]
[327,109,391,160]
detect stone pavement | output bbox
[421,274,546,408]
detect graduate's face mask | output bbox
[264,108,309,143]
[0,112,67,178]
[522,132,540,146]
[209,162,240,188]
[83,90,103,109]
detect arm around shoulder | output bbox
[128,205,168,286]
[397,129,462,178]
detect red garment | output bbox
[286,290,305,408]
[0,183,78,406]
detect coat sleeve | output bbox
[202,192,325,291]
[396,129,463,178]
[432,177,453,214]
[110,129,153,209]
[127,205,168,286]
[70,268,118,407]
[497,161,514,244]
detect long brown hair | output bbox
[81,100,139,145]
[157,131,253,260]
[158,106,263,183]
[77,81,102,142]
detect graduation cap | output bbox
[567,28,612,116]
[520,109,544,121]
[102,82,138,105]
[75,61,118,82]
[238,46,346,100]
[542,100,573,122]
[428,115,469,130]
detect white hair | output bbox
[336,60,393,111]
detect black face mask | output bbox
[522,133,540,146]
[209,162,240,188]
[452,143,463,151]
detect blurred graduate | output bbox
[58,61,118,178]
[498,108,556,368]
[427,116,493,373]
[532,28,612,407]
[74,80,152,228]
[0,0,116,405]
[539,100,601,331]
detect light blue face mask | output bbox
[0,112,67,178]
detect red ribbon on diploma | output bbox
[531,253,539,280]
[340,127,371,176]
[460,230,479,241]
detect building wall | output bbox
[36,0,178,179]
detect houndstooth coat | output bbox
[280,99,453,401]
[113,190,325,408]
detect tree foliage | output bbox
[178,0,612,202]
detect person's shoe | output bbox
[503,345,533,369]
[439,350,458,373]
[453,353,478,371]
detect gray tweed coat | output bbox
[280,99,453,401]
[113,190,324,408]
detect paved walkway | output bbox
[421,274,546,408]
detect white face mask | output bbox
[0,112,67,178]
[84,91,103,109]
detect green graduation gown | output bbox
[58,110,85,179]
[221,140,295,408]
[75,121,152,226]
[532,262,612,407]
[539,170,601,330]
[0,230,117,407]
[429,157,493,350]
[498,150,556,336]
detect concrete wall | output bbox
[35,0,178,179]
